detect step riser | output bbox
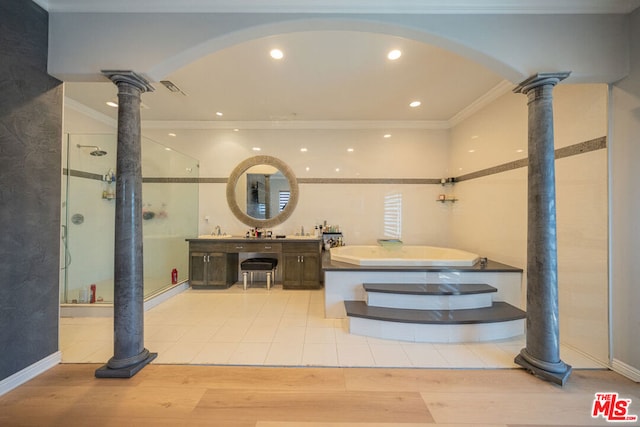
[367,292,493,310]
[349,317,525,343]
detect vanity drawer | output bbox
[225,242,282,253]
[282,241,322,253]
[189,241,226,253]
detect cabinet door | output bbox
[207,253,227,286]
[300,253,321,288]
[282,253,302,288]
[190,252,207,286]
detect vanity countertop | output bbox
[187,235,321,242]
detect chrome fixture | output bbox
[77,144,107,156]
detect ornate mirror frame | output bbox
[226,155,299,228]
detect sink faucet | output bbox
[214,225,221,236]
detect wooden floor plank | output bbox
[136,365,347,391]
[0,364,637,426]
[192,389,433,424]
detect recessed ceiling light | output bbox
[335,168,340,173]
[305,167,310,172]
[347,148,354,152]
[300,148,308,152]
[383,134,392,139]
[471,135,479,139]
[216,112,223,117]
[168,133,176,137]
[165,147,172,151]
[468,149,476,153]
[409,101,421,108]
[106,101,118,108]
[270,49,284,60]
[516,149,524,153]
[252,147,261,151]
[387,49,402,60]
[233,128,239,132]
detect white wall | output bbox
[449,84,610,365]
[142,127,452,244]
[610,8,640,380]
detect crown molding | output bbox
[141,120,451,130]
[448,80,515,127]
[64,97,117,128]
[38,0,640,14]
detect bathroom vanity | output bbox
[187,237,323,290]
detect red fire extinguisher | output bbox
[90,284,96,303]
[171,268,178,284]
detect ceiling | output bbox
[65,31,506,126]
[58,0,640,129]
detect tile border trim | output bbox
[64,136,606,185]
[456,136,606,182]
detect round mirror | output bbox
[226,156,299,228]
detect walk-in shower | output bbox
[76,144,108,156]
[61,134,199,305]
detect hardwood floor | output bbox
[1,364,638,426]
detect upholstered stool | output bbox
[240,258,278,290]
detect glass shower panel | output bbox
[61,134,117,303]
[141,137,199,297]
[61,134,198,304]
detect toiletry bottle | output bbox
[90,284,96,303]
[171,268,178,284]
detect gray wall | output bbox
[0,0,62,380]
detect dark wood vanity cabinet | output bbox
[188,243,238,289]
[187,238,321,290]
[282,241,322,289]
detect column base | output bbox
[514,348,572,386]
[95,351,157,378]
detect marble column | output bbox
[513,72,572,386]
[95,71,157,378]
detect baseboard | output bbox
[612,358,640,382]
[60,282,190,317]
[144,282,189,311]
[0,351,61,397]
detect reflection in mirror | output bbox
[227,156,298,228]
[236,165,290,220]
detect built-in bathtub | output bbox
[323,248,523,319]
[330,245,479,267]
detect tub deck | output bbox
[323,252,521,273]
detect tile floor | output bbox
[60,285,605,369]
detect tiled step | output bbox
[345,300,526,343]
[364,283,497,310]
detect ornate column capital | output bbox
[101,70,155,93]
[513,72,571,95]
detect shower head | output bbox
[77,144,107,156]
